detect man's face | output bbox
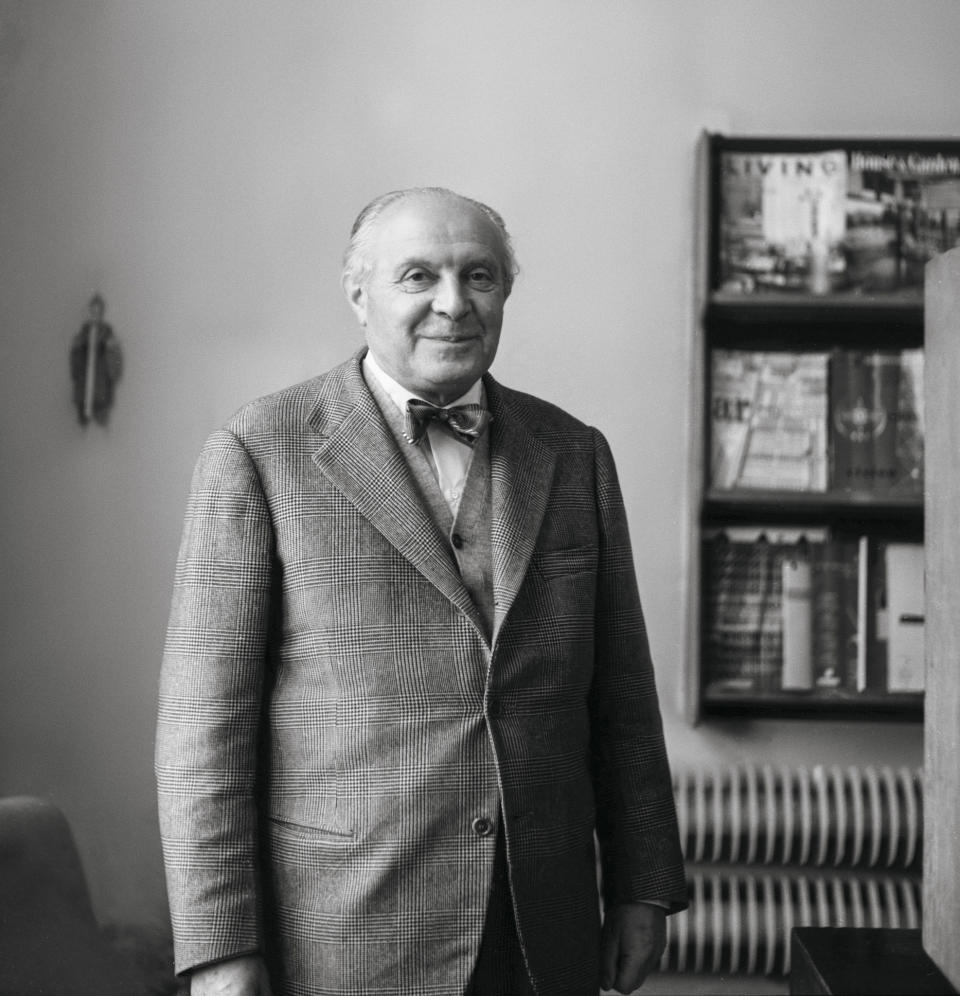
[345,193,508,406]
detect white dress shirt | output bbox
[362,351,482,515]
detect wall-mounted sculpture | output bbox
[70,294,122,426]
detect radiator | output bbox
[661,764,923,976]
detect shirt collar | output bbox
[362,349,483,413]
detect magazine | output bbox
[710,349,829,491]
[718,145,960,294]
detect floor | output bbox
[605,970,790,995]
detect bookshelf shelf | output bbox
[705,295,925,351]
[703,489,924,525]
[686,132,958,724]
[707,292,924,324]
[701,691,923,721]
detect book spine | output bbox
[855,535,869,692]
[755,538,783,692]
[893,348,924,497]
[830,350,874,494]
[812,538,843,690]
[866,540,890,692]
[839,538,862,691]
[702,534,757,691]
[702,533,783,693]
[781,544,813,690]
[886,542,926,692]
[867,351,901,495]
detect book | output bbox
[867,354,901,495]
[710,349,828,492]
[886,542,925,692]
[709,351,758,489]
[703,528,826,695]
[830,350,917,496]
[781,543,813,690]
[830,349,873,494]
[719,150,848,294]
[840,537,864,692]
[703,531,784,693]
[892,349,924,498]
[855,535,870,692]
[811,535,861,690]
[702,533,778,693]
[810,539,841,690]
[866,541,890,692]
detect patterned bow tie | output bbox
[403,399,490,447]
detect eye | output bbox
[399,268,434,290]
[467,266,498,289]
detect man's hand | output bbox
[599,902,667,993]
[190,954,272,996]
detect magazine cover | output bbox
[844,148,960,292]
[719,149,848,294]
[718,143,960,295]
[830,349,925,496]
[710,349,829,491]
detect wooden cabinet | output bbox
[922,247,960,991]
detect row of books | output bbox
[718,145,960,295]
[702,529,924,697]
[709,348,923,497]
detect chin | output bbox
[417,362,483,401]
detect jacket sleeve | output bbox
[587,428,689,913]
[155,429,275,974]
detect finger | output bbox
[613,934,652,994]
[599,915,620,991]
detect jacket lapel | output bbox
[308,355,483,629]
[485,377,557,641]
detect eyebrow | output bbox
[391,251,501,274]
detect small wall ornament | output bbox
[70,294,122,425]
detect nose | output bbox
[431,274,471,320]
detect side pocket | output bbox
[267,815,355,841]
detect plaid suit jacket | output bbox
[156,350,687,995]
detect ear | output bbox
[342,273,368,327]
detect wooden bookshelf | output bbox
[686,133,960,723]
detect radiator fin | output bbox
[661,866,921,976]
[664,764,923,976]
[673,764,922,869]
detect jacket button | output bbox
[472,816,494,837]
[452,533,464,550]
[487,700,502,717]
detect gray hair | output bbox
[342,187,518,297]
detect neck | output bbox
[364,350,482,408]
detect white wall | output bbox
[2,0,957,926]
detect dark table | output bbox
[790,927,956,995]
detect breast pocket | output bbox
[531,545,597,581]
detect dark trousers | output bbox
[468,829,535,996]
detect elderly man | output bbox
[156,187,687,996]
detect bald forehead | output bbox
[370,192,504,252]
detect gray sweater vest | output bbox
[364,371,495,644]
